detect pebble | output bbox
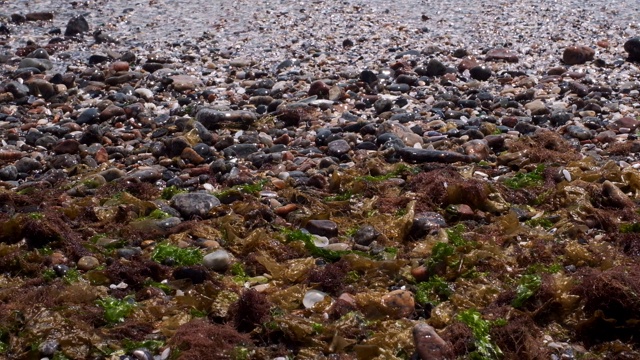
[485,48,519,62]
[624,37,640,62]
[305,220,339,238]
[171,192,221,219]
[353,225,380,246]
[563,45,595,65]
[469,65,492,81]
[381,289,415,318]
[412,323,453,360]
[303,289,329,309]
[77,256,100,271]
[203,249,232,272]
[65,15,89,36]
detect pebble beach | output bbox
[1,0,640,359]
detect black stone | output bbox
[65,15,89,36]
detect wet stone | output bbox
[25,12,54,21]
[624,37,640,62]
[65,15,89,36]
[413,323,453,360]
[327,139,350,157]
[426,59,447,76]
[196,109,257,130]
[410,212,447,239]
[171,192,221,219]
[0,165,18,181]
[563,45,595,65]
[485,48,519,62]
[469,65,492,81]
[567,125,593,140]
[381,289,415,319]
[203,249,232,272]
[353,225,380,246]
[15,157,42,173]
[18,58,53,71]
[77,256,100,271]
[305,220,339,238]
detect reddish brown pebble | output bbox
[562,45,595,65]
[275,203,298,215]
[411,265,429,282]
[413,323,453,360]
[111,61,130,72]
[381,289,415,319]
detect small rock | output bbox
[602,180,633,208]
[203,249,232,272]
[381,289,415,318]
[77,256,100,271]
[457,56,479,72]
[18,58,53,71]
[26,79,55,99]
[353,225,380,246]
[413,323,453,360]
[53,139,80,154]
[308,80,330,97]
[562,45,595,65]
[469,65,492,81]
[485,48,519,62]
[410,212,447,239]
[196,109,257,130]
[65,15,89,36]
[305,220,338,238]
[426,59,447,77]
[26,12,54,21]
[303,289,329,309]
[623,37,640,62]
[170,75,203,91]
[26,48,49,59]
[327,139,350,157]
[566,125,592,140]
[524,100,549,115]
[171,192,221,219]
[374,98,393,114]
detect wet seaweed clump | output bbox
[230,288,272,333]
[574,265,640,347]
[168,319,252,360]
[307,258,351,296]
[489,308,551,360]
[105,257,170,291]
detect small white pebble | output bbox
[562,169,571,182]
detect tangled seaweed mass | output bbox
[2,0,640,359]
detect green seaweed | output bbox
[619,222,640,233]
[216,179,268,197]
[151,242,203,266]
[415,275,452,305]
[512,274,541,308]
[446,224,467,246]
[525,217,554,229]
[282,228,349,262]
[503,164,545,189]
[426,242,455,271]
[161,186,185,200]
[96,296,137,324]
[324,191,353,202]
[457,309,503,360]
[122,339,164,353]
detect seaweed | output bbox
[96,295,137,324]
[415,275,452,305]
[167,319,252,360]
[151,242,203,266]
[457,309,503,360]
[231,289,272,333]
[503,164,545,189]
[282,228,350,262]
[307,259,351,295]
[512,274,542,308]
